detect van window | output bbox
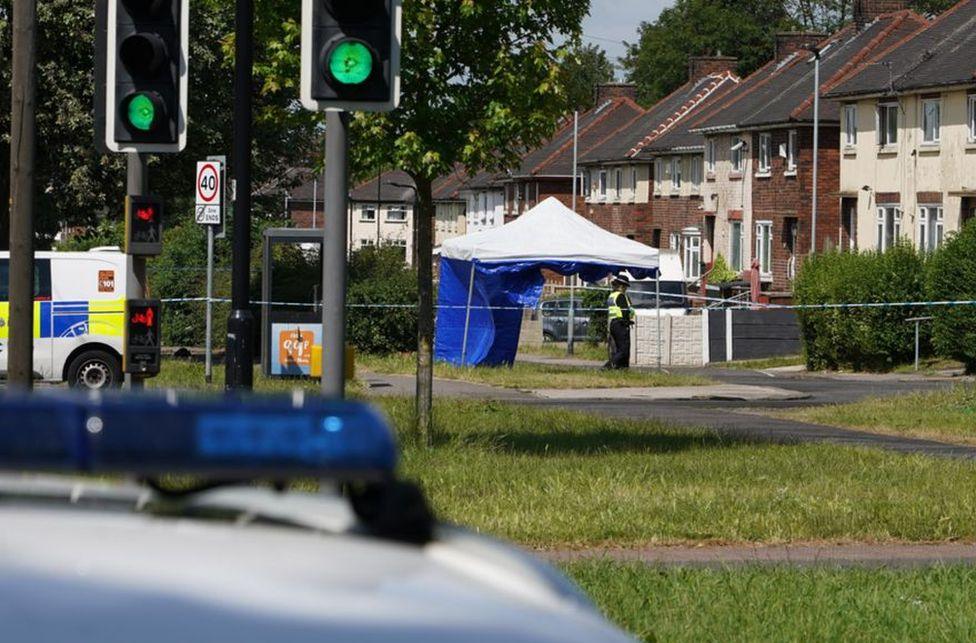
[0,259,52,301]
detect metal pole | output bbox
[205,224,214,383]
[655,273,662,371]
[8,0,38,390]
[914,320,920,371]
[567,111,578,356]
[321,110,349,398]
[311,178,317,229]
[811,50,820,255]
[124,153,148,391]
[225,0,255,390]
[460,261,476,366]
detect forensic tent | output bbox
[435,197,659,366]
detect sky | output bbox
[582,0,672,78]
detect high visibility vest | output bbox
[607,291,632,322]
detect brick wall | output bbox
[594,83,638,103]
[750,125,841,291]
[854,0,907,27]
[774,32,826,60]
[505,178,574,222]
[583,202,653,241]
[688,56,738,81]
[632,311,705,367]
[289,205,321,228]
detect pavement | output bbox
[540,542,976,569]
[530,384,808,401]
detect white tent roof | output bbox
[441,197,659,270]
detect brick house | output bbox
[688,3,926,294]
[825,0,976,253]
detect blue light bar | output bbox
[0,392,397,479]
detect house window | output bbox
[755,221,772,276]
[731,138,744,173]
[669,232,680,250]
[360,205,377,222]
[614,169,622,199]
[785,218,798,281]
[386,207,408,222]
[583,172,591,197]
[670,157,681,190]
[682,229,701,280]
[730,220,743,272]
[654,159,664,193]
[878,102,898,146]
[787,130,797,172]
[706,139,716,174]
[690,155,702,188]
[969,94,976,142]
[876,205,902,251]
[918,205,944,252]
[631,167,637,201]
[599,170,607,197]
[844,104,857,146]
[359,238,375,249]
[758,133,771,174]
[922,98,941,144]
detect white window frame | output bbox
[670,157,682,190]
[876,205,902,251]
[843,104,857,147]
[682,228,701,281]
[758,133,772,174]
[598,170,607,198]
[878,102,898,147]
[706,139,716,174]
[360,204,377,223]
[614,168,622,200]
[731,138,744,173]
[969,94,976,143]
[583,172,591,198]
[918,205,944,252]
[386,207,408,223]
[755,221,772,277]
[730,220,743,272]
[921,98,941,144]
[690,155,702,189]
[786,130,797,172]
[630,167,637,202]
[669,232,680,250]
[654,159,664,194]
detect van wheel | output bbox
[67,350,122,390]
[542,331,555,343]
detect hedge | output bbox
[926,219,976,373]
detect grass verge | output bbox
[565,560,976,642]
[720,355,805,370]
[516,342,608,362]
[776,385,976,445]
[358,352,712,389]
[149,360,364,395]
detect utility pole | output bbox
[567,110,579,356]
[225,0,255,389]
[321,111,349,398]
[811,47,821,256]
[8,0,38,390]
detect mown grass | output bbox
[720,355,806,370]
[516,342,608,362]
[778,385,976,445]
[149,360,364,395]
[358,352,713,389]
[565,561,976,642]
[376,397,976,547]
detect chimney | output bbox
[593,83,638,104]
[775,32,826,61]
[687,55,738,81]
[854,0,907,28]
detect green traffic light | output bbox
[127,93,157,131]
[328,40,373,85]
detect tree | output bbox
[559,42,615,111]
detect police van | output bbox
[0,249,132,389]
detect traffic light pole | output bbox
[225,0,255,390]
[321,111,349,398]
[8,0,38,390]
[124,152,148,390]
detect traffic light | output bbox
[124,299,162,375]
[125,195,164,256]
[301,0,402,112]
[96,0,189,153]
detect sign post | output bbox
[196,159,223,383]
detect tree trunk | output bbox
[413,175,435,447]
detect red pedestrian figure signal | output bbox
[136,206,157,222]
[131,307,154,327]
[125,299,161,376]
[125,195,164,256]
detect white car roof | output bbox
[0,476,631,643]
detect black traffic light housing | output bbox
[301,0,401,112]
[124,299,162,375]
[125,195,164,256]
[96,0,189,153]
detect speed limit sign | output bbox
[195,161,222,225]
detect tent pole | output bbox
[656,272,662,371]
[460,261,476,366]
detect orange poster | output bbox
[279,328,313,368]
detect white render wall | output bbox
[350,202,414,264]
[631,310,705,367]
[461,188,506,232]
[704,132,755,277]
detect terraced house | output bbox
[825,0,976,253]
[688,2,926,296]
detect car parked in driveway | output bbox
[539,298,589,342]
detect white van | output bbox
[0,249,134,389]
[623,250,689,314]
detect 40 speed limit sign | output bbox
[195,161,222,225]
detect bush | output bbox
[794,243,927,371]
[708,254,739,284]
[926,219,976,373]
[582,286,609,345]
[347,246,417,354]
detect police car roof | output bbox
[0,475,632,643]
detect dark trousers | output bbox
[607,319,631,369]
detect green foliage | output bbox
[707,254,739,284]
[582,287,610,345]
[558,43,616,112]
[926,220,976,373]
[347,246,418,354]
[54,219,124,252]
[793,244,927,371]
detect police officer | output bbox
[604,274,634,369]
